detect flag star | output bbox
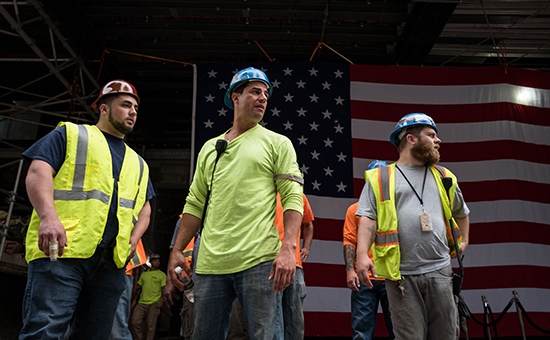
[335,96,345,105]
[323,138,334,148]
[259,121,268,127]
[310,121,319,131]
[321,81,332,90]
[312,180,321,191]
[296,80,306,88]
[322,110,332,119]
[204,120,214,128]
[311,150,320,160]
[232,68,239,74]
[334,69,344,78]
[261,67,268,72]
[207,70,217,78]
[205,94,215,102]
[217,107,228,116]
[297,107,307,117]
[337,181,347,192]
[309,67,319,76]
[324,167,334,177]
[284,93,294,102]
[337,152,347,162]
[297,135,308,145]
[218,81,228,90]
[271,79,281,88]
[300,164,310,175]
[334,124,344,133]
[271,107,281,116]
[283,67,293,76]
[309,93,319,103]
[283,121,294,130]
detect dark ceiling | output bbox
[1,0,550,151]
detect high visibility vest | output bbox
[366,163,462,280]
[26,122,149,268]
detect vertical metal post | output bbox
[482,295,492,340]
[0,159,24,262]
[513,291,527,340]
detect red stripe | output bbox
[350,64,550,89]
[350,101,550,126]
[304,311,391,337]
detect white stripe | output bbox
[303,286,550,313]
[351,119,550,146]
[307,241,550,268]
[350,82,550,108]
[307,194,357,220]
[353,158,550,185]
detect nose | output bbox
[435,135,441,143]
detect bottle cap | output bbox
[175,266,183,275]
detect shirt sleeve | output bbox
[302,194,314,223]
[22,125,67,173]
[356,180,377,220]
[183,145,210,219]
[343,204,358,248]
[452,183,470,218]
[145,177,156,201]
[274,138,303,215]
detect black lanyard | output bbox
[395,165,428,214]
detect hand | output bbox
[346,269,360,292]
[156,300,163,309]
[126,236,139,263]
[300,247,310,262]
[163,279,176,307]
[269,248,296,292]
[356,255,376,289]
[37,217,67,257]
[459,239,468,255]
[168,250,192,292]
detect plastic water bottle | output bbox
[175,266,195,303]
[49,242,58,262]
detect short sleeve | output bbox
[22,125,67,173]
[452,183,470,218]
[302,194,314,223]
[356,180,377,220]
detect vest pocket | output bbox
[60,217,81,251]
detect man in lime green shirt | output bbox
[168,67,303,340]
[131,254,166,340]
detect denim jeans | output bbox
[110,274,134,340]
[282,267,306,340]
[19,247,126,340]
[193,260,283,340]
[351,280,394,340]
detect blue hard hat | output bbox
[224,67,273,109]
[367,160,388,170]
[389,113,438,146]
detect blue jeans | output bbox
[110,274,134,340]
[351,280,394,340]
[193,260,283,340]
[282,267,306,340]
[20,247,126,340]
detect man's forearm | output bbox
[173,213,201,253]
[282,209,302,252]
[455,215,470,249]
[26,160,57,220]
[343,244,356,271]
[130,201,151,242]
[356,216,376,255]
[301,221,314,250]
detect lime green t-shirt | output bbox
[184,125,303,274]
[137,269,166,305]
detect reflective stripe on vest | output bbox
[120,156,144,211]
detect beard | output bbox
[108,110,133,135]
[411,139,440,165]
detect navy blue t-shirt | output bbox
[22,125,155,248]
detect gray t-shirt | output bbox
[356,165,470,275]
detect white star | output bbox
[283,121,294,130]
[334,69,344,78]
[309,93,319,103]
[322,110,332,119]
[218,81,228,90]
[271,79,281,88]
[261,67,268,72]
[337,152,347,162]
[337,181,347,192]
[297,107,307,117]
[311,150,320,160]
[283,67,293,76]
[284,93,294,102]
[335,96,345,105]
[217,107,228,116]
[204,120,214,128]
[296,80,306,88]
[334,124,344,133]
[312,180,321,191]
[297,135,308,145]
[205,94,215,102]
[271,107,281,116]
[232,68,239,74]
[323,138,334,148]
[207,70,217,78]
[300,164,310,175]
[310,121,319,131]
[324,166,334,177]
[321,81,332,90]
[259,121,268,127]
[309,68,319,76]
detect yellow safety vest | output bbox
[26,122,149,268]
[366,163,462,280]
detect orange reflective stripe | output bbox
[375,230,399,246]
[126,239,147,270]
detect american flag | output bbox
[192,62,550,337]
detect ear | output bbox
[231,92,240,107]
[99,103,109,116]
[406,133,417,145]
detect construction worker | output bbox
[356,113,470,340]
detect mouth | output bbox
[254,105,265,111]
[126,119,135,125]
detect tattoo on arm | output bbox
[367,223,376,245]
[343,245,356,271]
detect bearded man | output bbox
[355,113,470,340]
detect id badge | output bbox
[420,214,432,232]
